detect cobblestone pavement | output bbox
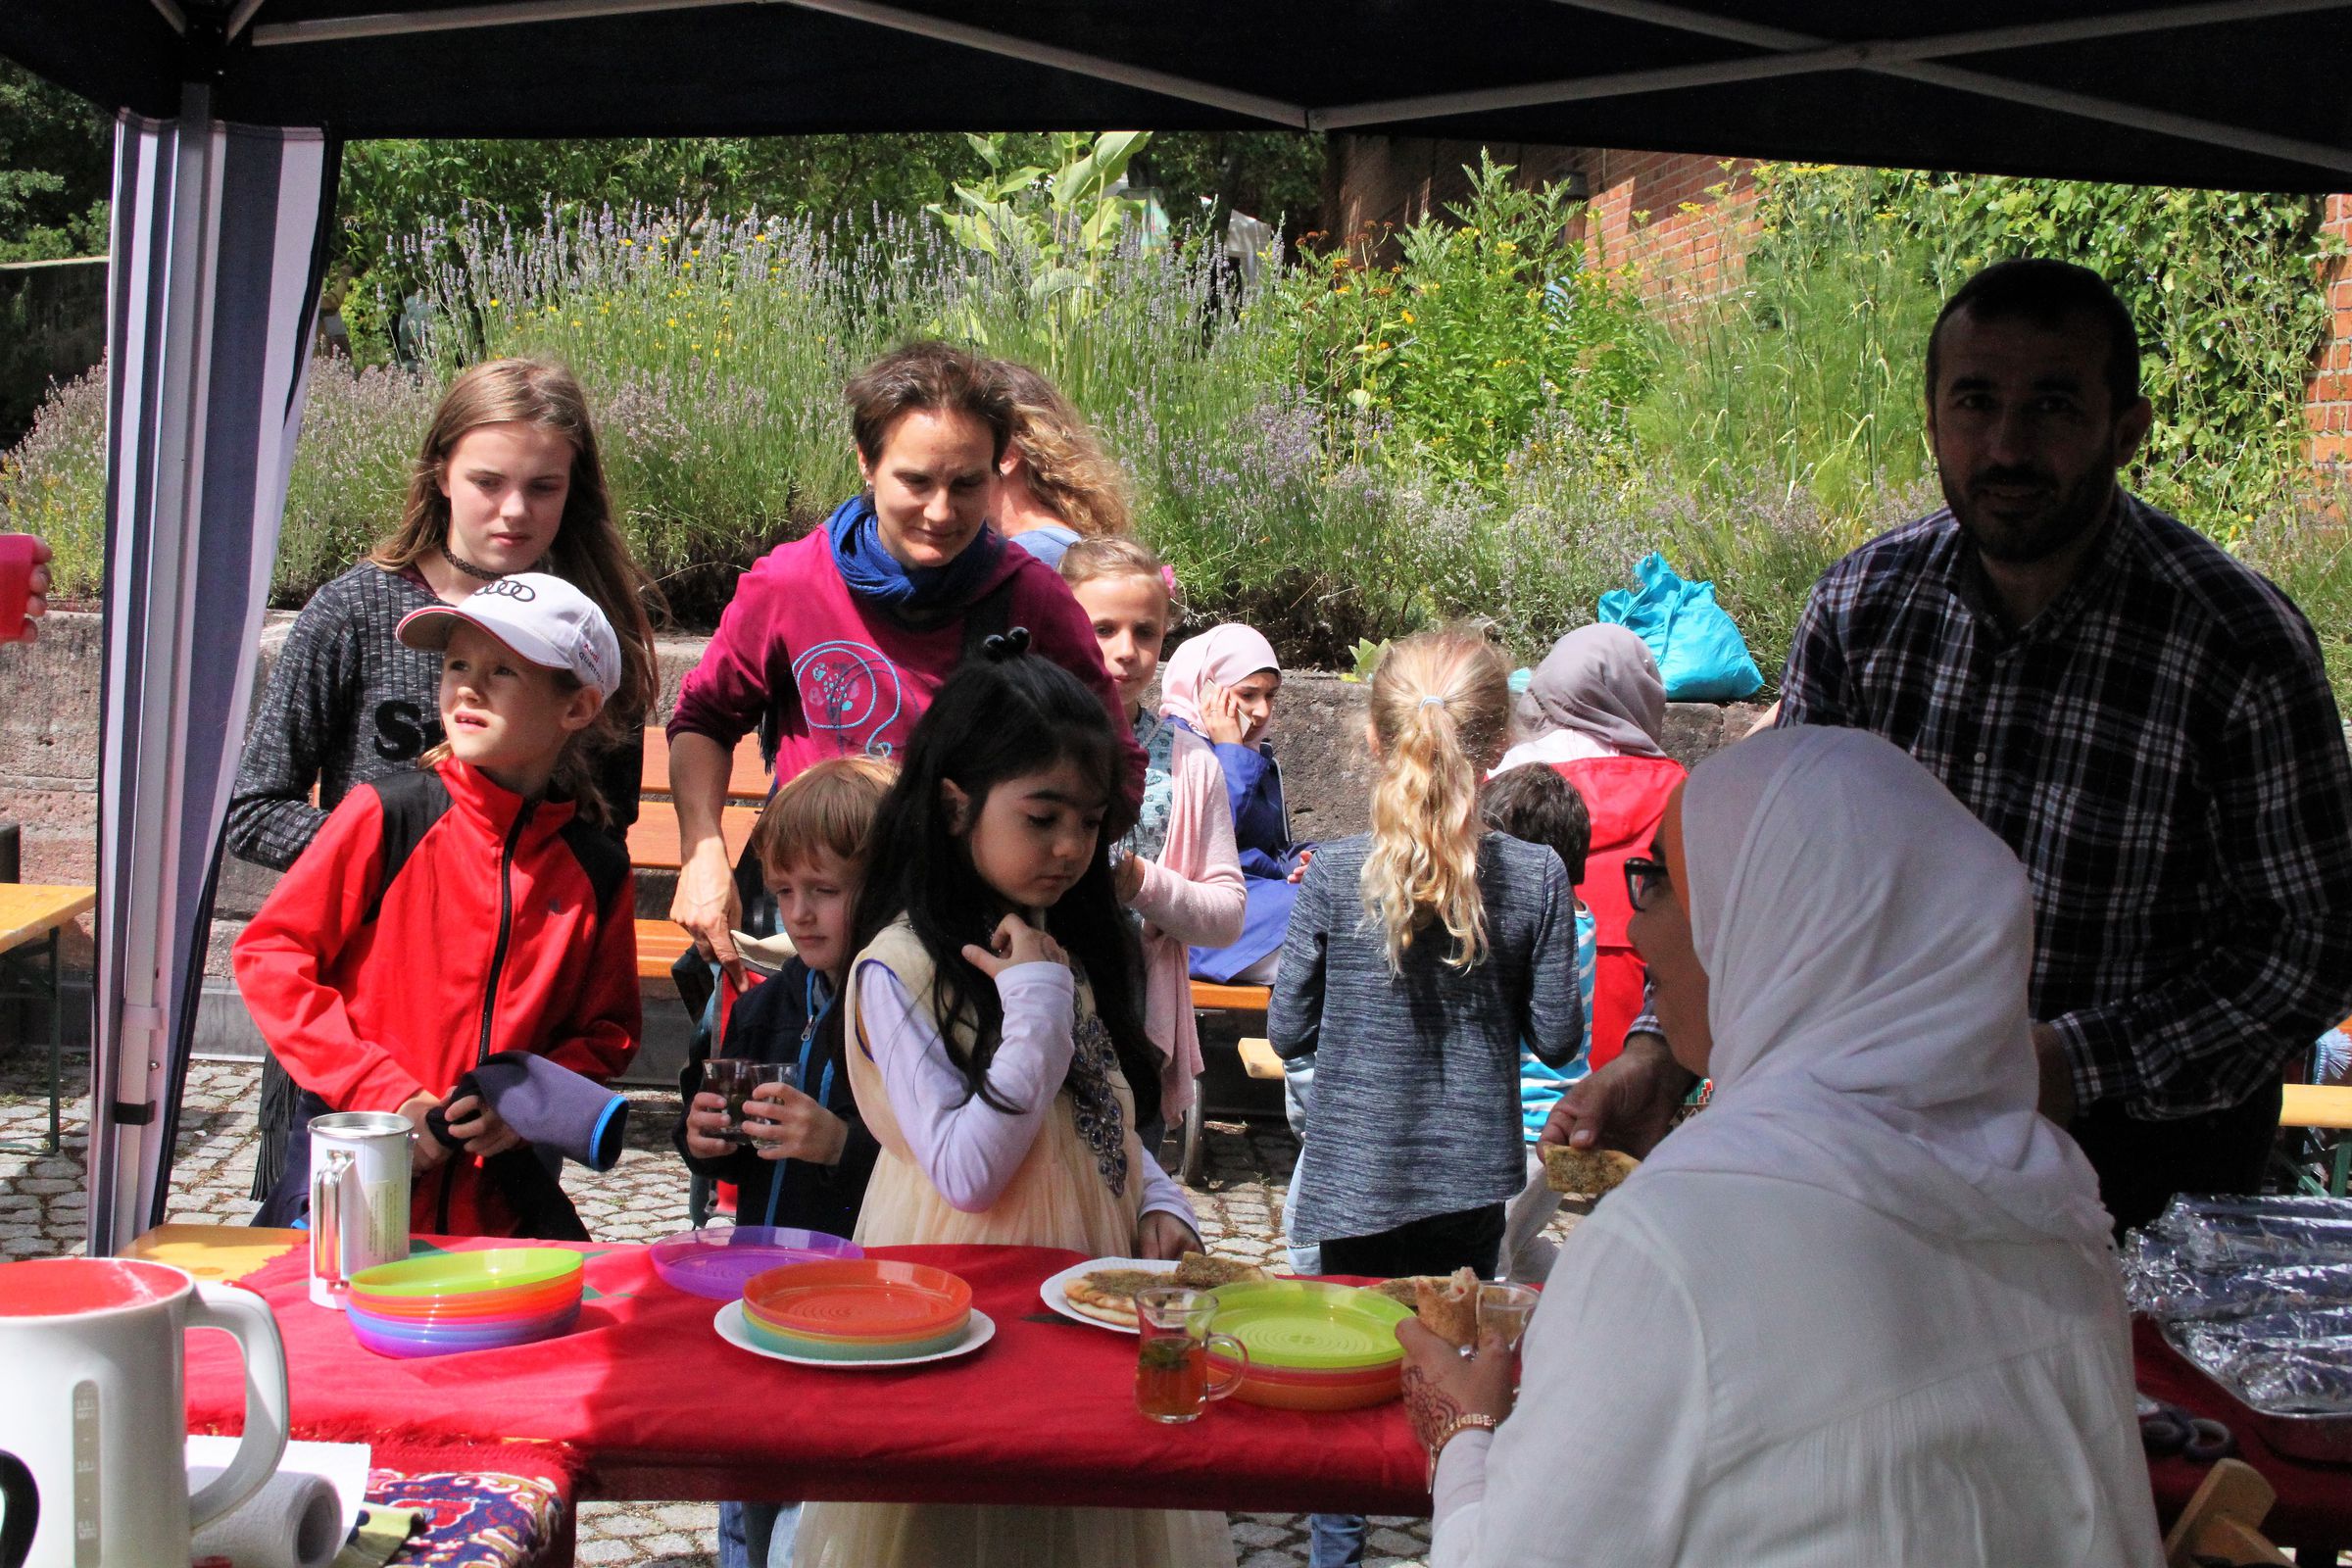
[0,1049,1461,1567]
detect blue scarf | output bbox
[824,493,1005,615]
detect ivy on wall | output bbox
[1747,166,2343,527]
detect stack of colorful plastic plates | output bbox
[737,1258,972,1362]
[649,1226,863,1301]
[1206,1281,1412,1410]
[344,1249,584,1359]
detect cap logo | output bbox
[478,578,538,603]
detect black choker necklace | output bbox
[441,543,502,582]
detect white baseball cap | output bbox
[397,572,622,698]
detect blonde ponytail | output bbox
[1360,629,1513,973]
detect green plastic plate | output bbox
[348,1248,583,1298]
[1206,1281,1411,1371]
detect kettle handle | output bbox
[0,1449,35,1568]
[183,1284,289,1532]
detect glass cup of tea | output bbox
[1477,1282,1540,1354]
[701,1059,798,1146]
[1134,1287,1250,1424]
[733,1062,801,1147]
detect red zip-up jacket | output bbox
[233,759,640,1236]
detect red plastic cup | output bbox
[0,534,40,644]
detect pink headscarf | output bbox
[1159,623,1281,730]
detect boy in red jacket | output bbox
[236,572,641,1237]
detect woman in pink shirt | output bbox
[665,344,1141,982]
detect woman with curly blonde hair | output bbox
[990,359,1133,566]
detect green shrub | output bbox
[1262,154,1650,487]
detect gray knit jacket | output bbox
[1270,831,1583,1246]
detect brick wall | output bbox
[2306,193,2352,466]
[1325,135,1753,304]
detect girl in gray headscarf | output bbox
[1498,623,1668,771]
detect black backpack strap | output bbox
[362,769,454,925]
[558,812,632,914]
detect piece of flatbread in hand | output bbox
[1543,1144,1641,1198]
[1364,1276,1426,1307]
[1172,1251,1266,1290]
[1413,1267,1481,1349]
[1062,1267,1166,1328]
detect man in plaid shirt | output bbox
[1553,260,2352,1231]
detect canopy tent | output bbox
[6,0,2352,1253]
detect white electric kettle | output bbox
[0,1256,288,1568]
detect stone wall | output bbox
[0,611,1770,997]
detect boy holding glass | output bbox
[672,755,893,1568]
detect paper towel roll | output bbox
[187,1466,345,1568]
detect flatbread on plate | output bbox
[1172,1251,1267,1289]
[1062,1267,1167,1328]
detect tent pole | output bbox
[1313,0,2352,129]
[93,80,219,1253]
[1546,0,2352,175]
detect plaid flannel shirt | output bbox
[1690,493,2352,1120]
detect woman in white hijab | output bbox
[1399,726,2161,1568]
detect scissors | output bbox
[2138,1394,2235,1463]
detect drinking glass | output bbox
[1477,1282,1540,1354]
[1134,1287,1250,1424]
[733,1062,801,1147]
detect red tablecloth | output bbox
[2134,1317,2352,1556]
[184,1241,1429,1515]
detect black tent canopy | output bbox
[6,1,2351,1255]
[11,0,2352,188]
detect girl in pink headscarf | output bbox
[1161,623,1311,984]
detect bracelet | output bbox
[1425,1411,1501,1489]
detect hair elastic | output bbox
[1419,695,1446,709]
[982,626,1032,662]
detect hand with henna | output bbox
[1396,1317,1517,1453]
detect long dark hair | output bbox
[832,641,1157,1128]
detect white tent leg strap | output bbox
[88,90,331,1255]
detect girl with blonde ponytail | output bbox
[1267,627,1586,1564]
[1360,630,1518,971]
[1270,626,1585,1252]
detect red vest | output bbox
[1554,754,1686,1068]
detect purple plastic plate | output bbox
[649,1225,863,1300]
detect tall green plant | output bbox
[926,131,1155,362]
[1264,154,1650,487]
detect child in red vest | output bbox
[235,573,641,1237]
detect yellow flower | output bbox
[1334,284,1351,295]
[1497,240,1518,254]
[621,237,634,247]
[667,317,678,327]
[1399,310,1414,324]
[487,297,500,306]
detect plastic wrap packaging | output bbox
[2143,1193,2352,1269]
[2124,1231,2352,1321]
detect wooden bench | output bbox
[2280,1082,2352,1196]
[639,726,769,804]
[1238,1037,1285,1080]
[624,805,761,874]
[1190,981,1271,1014]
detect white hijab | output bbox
[1641,726,2113,1251]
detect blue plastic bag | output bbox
[1597,553,1764,702]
